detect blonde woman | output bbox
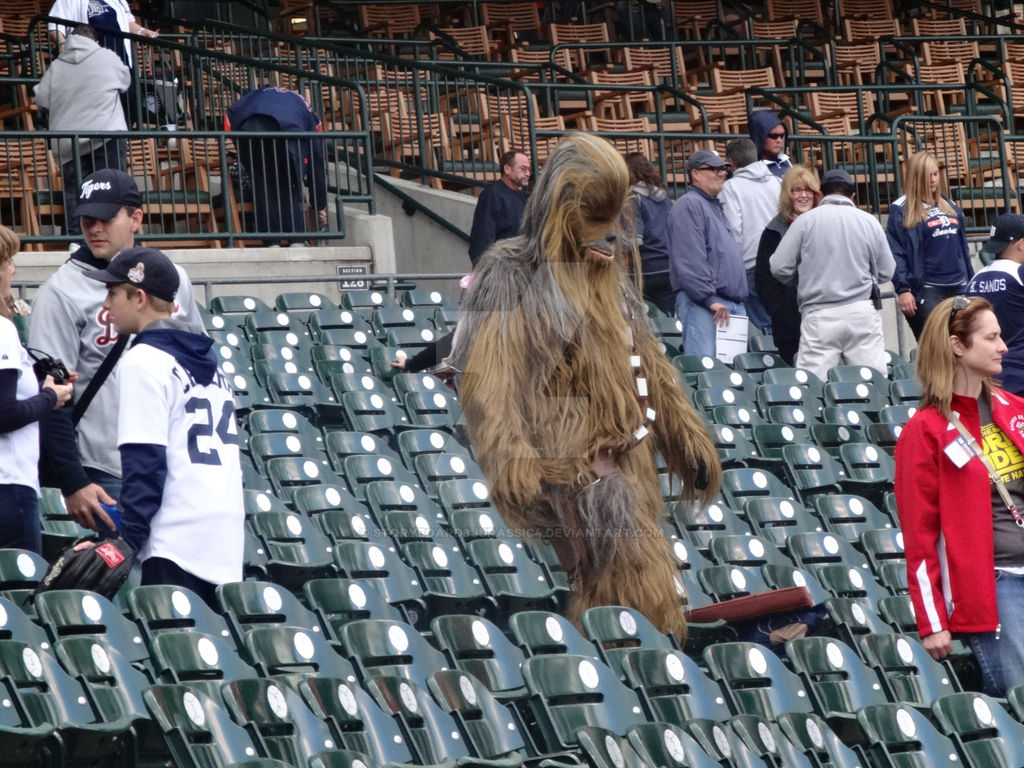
[754,164,822,365]
[897,295,1023,696]
[887,151,973,339]
[0,226,74,553]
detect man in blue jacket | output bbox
[226,87,328,246]
[668,149,748,358]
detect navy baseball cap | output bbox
[821,167,854,186]
[83,246,180,302]
[983,213,1024,256]
[76,169,144,222]
[685,149,730,173]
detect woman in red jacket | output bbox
[896,294,1024,696]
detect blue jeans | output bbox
[0,484,41,554]
[906,283,967,340]
[745,267,773,335]
[675,292,746,359]
[85,467,122,540]
[966,570,1024,697]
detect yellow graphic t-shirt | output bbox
[980,397,1024,566]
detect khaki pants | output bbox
[796,300,886,381]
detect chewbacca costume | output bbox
[449,134,721,640]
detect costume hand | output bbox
[898,292,917,317]
[42,376,74,408]
[922,630,952,660]
[709,302,730,326]
[318,209,328,226]
[65,483,117,533]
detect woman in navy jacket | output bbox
[887,151,973,339]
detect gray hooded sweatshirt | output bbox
[33,33,130,165]
[721,161,782,271]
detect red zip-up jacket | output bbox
[895,388,1024,638]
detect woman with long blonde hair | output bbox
[887,151,973,339]
[0,225,74,553]
[753,164,822,365]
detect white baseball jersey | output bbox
[117,341,243,585]
[0,317,42,493]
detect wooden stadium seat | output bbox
[359,4,422,37]
[586,68,657,119]
[548,22,613,70]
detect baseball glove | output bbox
[33,537,136,600]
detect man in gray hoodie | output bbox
[721,138,781,334]
[34,24,130,237]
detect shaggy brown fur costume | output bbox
[449,134,721,640]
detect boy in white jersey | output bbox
[80,246,243,604]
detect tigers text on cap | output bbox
[982,213,1024,256]
[685,149,730,173]
[82,246,180,302]
[75,169,144,222]
[821,167,854,186]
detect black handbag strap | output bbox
[72,335,129,426]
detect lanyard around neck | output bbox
[949,411,1024,528]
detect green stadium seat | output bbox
[340,390,410,435]
[856,703,962,768]
[220,677,341,765]
[813,493,895,545]
[708,533,794,568]
[149,628,258,700]
[509,610,599,659]
[706,423,771,471]
[209,294,272,315]
[331,541,427,628]
[813,563,892,605]
[731,351,788,383]
[932,691,1024,768]
[756,383,822,421]
[397,428,472,469]
[430,615,528,701]
[743,496,823,547]
[312,346,373,379]
[719,468,796,510]
[750,423,814,465]
[248,431,330,476]
[728,713,819,768]
[576,726,648,768]
[403,390,462,429]
[697,564,772,602]
[308,308,373,335]
[297,676,414,765]
[859,633,960,707]
[703,641,814,720]
[314,507,391,549]
[837,442,896,504]
[402,289,454,309]
[671,501,751,553]
[521,653,648,752]
[341,290,396,311]
[369,306,433,340]
[323,430,403,472]
[692,387,759,420]
[808,422,863,458]
[466,537,563,614]
[303,578,405,640]
[776,712,867,768]
[275,291,336,314]
[695,369,759,399]
[243,624,358,682]
[785,635,890,722]
[329,372,398,404]
[341,454,420,500]
[888,377,922,406]
[318,328,383,357]
[367,675,521,768]
[413,452,484,498]
[291,483,370,518]
[621,647,733,724]
[365,480,444,523]
[827,364,889,387]
[400,540,495,618]
[0,549,48,607]
[216,580,324,641]
[144,683,290,768]
[707,404,763,440]
[626,721,721,768]
[265,455,348,504]
[246,511,337,590]
[671,354,727,387]
[33,589,148,666]
[822,596,895,650]
[580,605,680,678]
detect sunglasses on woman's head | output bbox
[949,295,970,331]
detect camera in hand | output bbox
[32,355,70,385]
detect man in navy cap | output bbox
[668,148,748,358]
[29,169,203,533]
[966,213,1024,395]
[770,167,895,380]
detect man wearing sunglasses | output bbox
[749,111,792,179]
[668,149,748,358]
[965,213,1024,395]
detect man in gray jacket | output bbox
[30,169,203,534]
[668,148,747,358]
[721,138,781,335]
[770,168,895,380]
[34,24,130,237]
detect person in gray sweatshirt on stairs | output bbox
[34,24,130,237]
